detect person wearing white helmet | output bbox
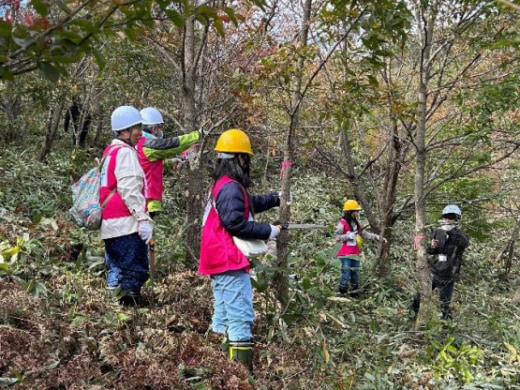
[100,105,153,305]
[412,204,470,320]
[140,107,165,139]
[136,107,200,215]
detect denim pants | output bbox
[211,269,254,342]
[339,256,360,288]
[104,233,149,293]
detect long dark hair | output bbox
[212,153,251,187]
[342,211,361,232]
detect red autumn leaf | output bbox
[218,14,231,23]
[32,17,50,30]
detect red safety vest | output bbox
[100,143,145,220]
[336,219,362,257]
[199,176,251,275]
[136,136,164,201]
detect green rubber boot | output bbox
[229,341,253,372]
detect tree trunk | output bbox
[274,116,296,306]
[1,80,21,142]
[182,15,203,266]
[413,0,436,329]
[339,125,378,229]
[274,0,312,306]
[1,81,18,123]
[39,92,66,162]
[374,114,404,273]
[498,214,520,276]
[74,84,93,148]
[90,102,105,148]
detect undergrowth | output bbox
[1,143,520,389]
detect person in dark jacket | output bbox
[413,205,470,320]
[64,98,92,148]
[199,129,281,371]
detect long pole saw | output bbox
[277,222,327,230]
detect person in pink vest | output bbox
[334,200,386,297]
[100,106,153,305]
[137,107,200,217]
[199,129,281,371]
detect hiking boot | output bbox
[337,285,348,297]
[349,284,360,298]
[441,306,453,321]
[119,290,141,306]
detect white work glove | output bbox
[346,232,357,240]
[138,221,153,244]
[171,157,184,170]
[269,224,281,239]
[376,235,388,244]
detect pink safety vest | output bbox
[100,143,145,220]
[336,219,362,257]
[199,176,251,275]
[136,136,164,201]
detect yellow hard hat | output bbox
[215,129,253,155]
[343,200,362,211]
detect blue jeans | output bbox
[339,256,360,288]
[104,233,149,293]
[211,269,254,342]
[105,250,121,288]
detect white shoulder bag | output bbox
[232,236,268,259]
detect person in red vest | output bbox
[100,106,153,305]
[199,129,281,371]
[136,107,200,217]
[334,200,386,297]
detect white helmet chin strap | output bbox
[217,152,235,159]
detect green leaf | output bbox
[252,0,266,11]
[213,18,225,37]
[123,27,136,41]
[301,277,311,290]
[0,66,13,81]
[165,9,185,27]
[31,0,50,17]
[37,62,60,82]
[0,20,12,37]
[71,19,100,35]
[196,5,217,20]
[224,7,239,25]
[91,47,106,70]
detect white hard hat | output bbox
[140,107,164,125]
[442,204,462,217]
[111,106,142,131]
